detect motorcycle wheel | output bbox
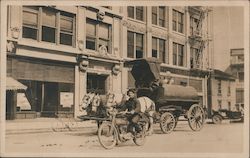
[98,122,117,149]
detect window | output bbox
[218,100,222,110]
[217,80,222,95]
[60,12,74,46]
[236,89,244,103]
[127,6,135,18]
[152,6,166,27]
[152,37,166,63]
[22,6,75,46]
[227,82,231,96]
[159,39,166,63]
[42,8,56,43]
[228,102,231,111]
[190,17,199,35]
[136,7,144,21]
[173,42,185,66]
[127,31,144,58]
[87,74,107,95]
[22,7,39,40]
[238,72,244,82]
[190,47,199,68]
[86,18,112,53]
[152,7,157,25]
[238,55,244,63]
[127,6,144,21]
[159,7,165,27]
[172,10,184,33]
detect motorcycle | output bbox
[97,110,149,149]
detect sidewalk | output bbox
[5,118,230,135]
[6,118,97,135]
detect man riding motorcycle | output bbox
[117,89,146,135]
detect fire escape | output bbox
[188,6,208,70]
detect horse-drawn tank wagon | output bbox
[126,58,206,133]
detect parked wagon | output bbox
[126,58,206,133]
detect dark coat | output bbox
[118,98,141,113]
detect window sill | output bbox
[86,49,121,63]
[172,31,186,37]
[18,39,80,55]
[152,24,168,31]
[163,64,189,71]
[127,18,146,25]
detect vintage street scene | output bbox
[2,3,247,158]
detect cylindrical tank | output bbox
[160,84,198,100]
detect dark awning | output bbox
[6,77,27,91]
[126,58,161,82]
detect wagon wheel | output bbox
[160,112,175,134]
[188,104,205,131]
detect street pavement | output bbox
[4,121,245,157]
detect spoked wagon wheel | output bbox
[98,122,117,149]
[188,104,205,131]
[160,112,176,134]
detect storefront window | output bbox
[58,83,74,112]
[19,80,74,115]
[17,92,32,111]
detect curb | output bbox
[6,126,98,135]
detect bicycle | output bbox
[97,110,148,149]
[51,113,79,132]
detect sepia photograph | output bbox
[0,0,249,157]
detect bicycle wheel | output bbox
[66,118,78,131]
[51,120,64,132]
[98,122,117,149]
[133,125,146,146]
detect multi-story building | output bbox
[207,69,236,116]
[6,6,212,120]
[226,48,244,107]
[121,6,212,108]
